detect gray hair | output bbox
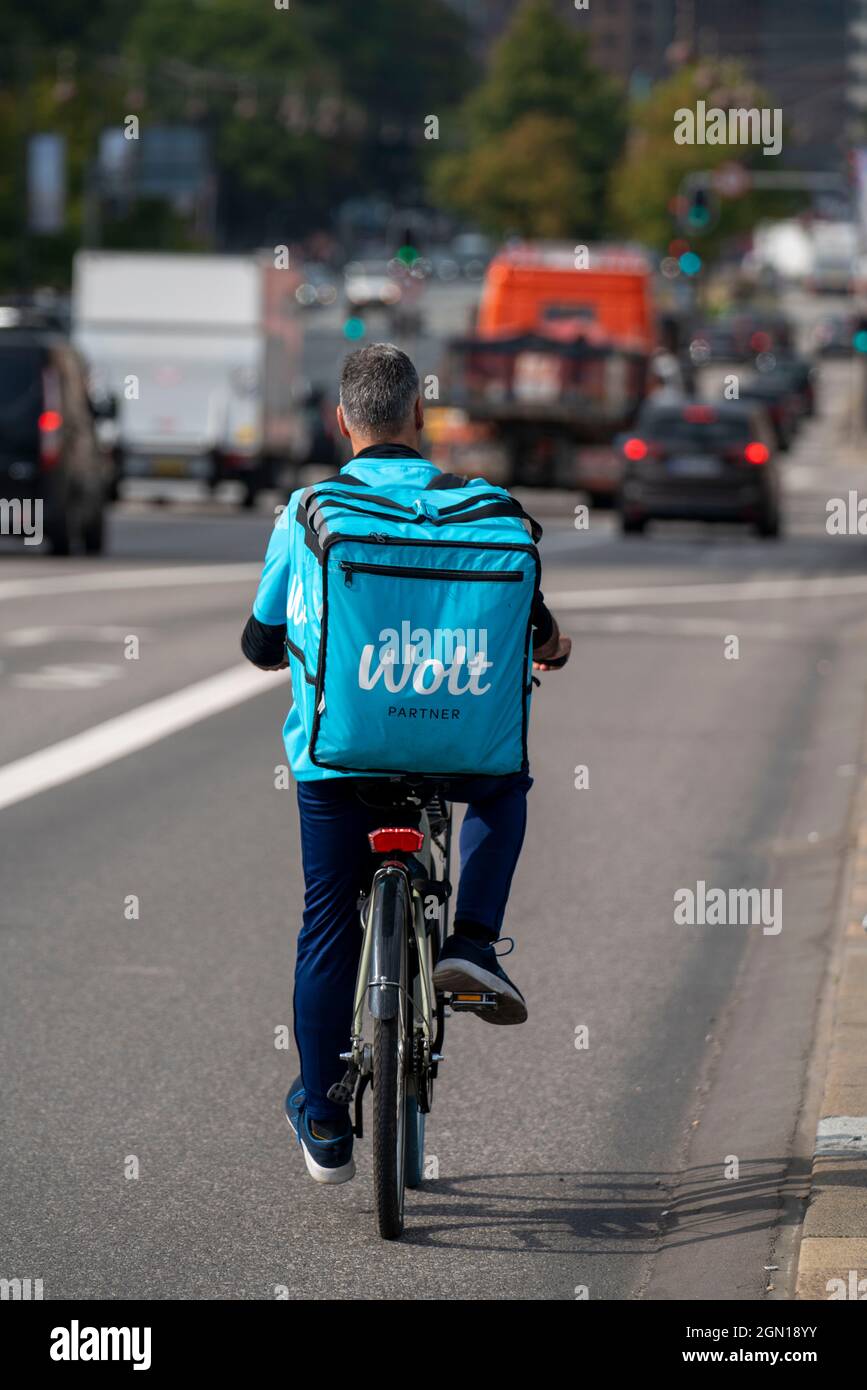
[339,343,420,437]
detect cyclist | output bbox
[242,343,570,1183]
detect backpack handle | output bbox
[425,474,543,542]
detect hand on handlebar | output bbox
[533,634,571,672]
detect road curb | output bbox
[795,770,867,1300]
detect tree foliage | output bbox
[0,0,473,282]
[432,0,626,239]
[609,61,803,258]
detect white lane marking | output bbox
[0,662,286,812]
[4,626,149,646]
[540,528,612,554]
[814,1117,867,1153]
[11,663,124,690]
[564,613,795,639]
[0,562,261,601]
[547,574,867,609]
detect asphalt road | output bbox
[4,338,867,1298]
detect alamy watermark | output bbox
[826,492,867,535]
[0,497,43,545]
[674,100,782,157]
[674,880,782,936]
[1,1276,43,1299]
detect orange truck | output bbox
[439,242,660,496]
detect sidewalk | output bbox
[796,765,867,1298]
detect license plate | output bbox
[667,455,722,478]
[513,353,560,403]
[152,456,186,477]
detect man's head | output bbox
[337,342,423,453]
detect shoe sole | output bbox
[284,1109,356,1185]
[432,959,528,1025]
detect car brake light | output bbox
[38,410,63,468]
[219,451,256,470]
[623,437,648,460]
[368,827,425,853]
[683,405,716,423]
[744,441,769,465]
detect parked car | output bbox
[0,310,111,554]
[616,399,781,538]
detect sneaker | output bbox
[432,934,528,1025]
[285,1076,356,1184]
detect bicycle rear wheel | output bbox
[370,872,411,1239]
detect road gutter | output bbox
[795,751,867,1299]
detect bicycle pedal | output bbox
[327,1064,358,1106]
[448,991,498,1010]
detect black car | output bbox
[738,370,801,450]
[0,316,112,554]
[617,399,781,538]
[756,353,818,420]
[689,311,794,365]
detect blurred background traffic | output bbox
[8,3,867,1300]
[1,0,867,550]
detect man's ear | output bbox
[336,404,351,440]
[414,396,424,432]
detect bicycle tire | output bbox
[371,873,410,1239]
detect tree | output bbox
[609,61,802,259]
[432,0,626,239]
[435,114,594,239]
[127,0,472,239]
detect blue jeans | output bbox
[293,772,532,1123]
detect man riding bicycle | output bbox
[242,344,570,1184]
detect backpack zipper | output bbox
[339,560,524,587]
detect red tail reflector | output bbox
[744,441,769,465]
[38,410,62,432]
[368,827,425,853]
[623,437,648,460]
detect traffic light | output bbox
[686,186,712,231]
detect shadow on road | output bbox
[394,1157,814,1257]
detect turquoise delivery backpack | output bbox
[285,473,543,776]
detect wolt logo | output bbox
[288,574,307,627]
[359,623,492,696]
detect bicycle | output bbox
[326,776,500,1240]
